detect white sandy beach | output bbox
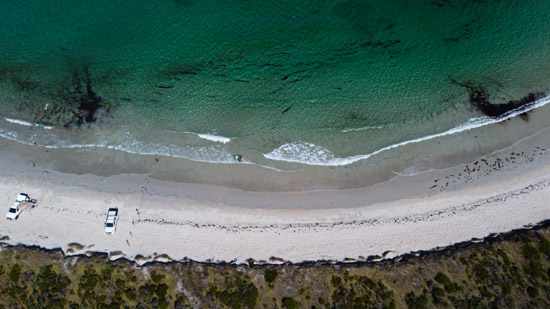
[1,121,550,264]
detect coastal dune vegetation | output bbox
[1,226,550,308]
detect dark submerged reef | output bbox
[0,64,109,127]
[74,66,103,125]
[450,78,545,120]
[1,223,550,308]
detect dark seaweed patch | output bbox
[171,0,193,7]
[77,66,103,124]
[431,0,485,9]
[451,78,543,120]
[431,0,451,8]
[0,64,108,126]
[360,40,401,48]
[443,20,481,43]
[443,37,460,43]
[281,70,306,81]
[177,71,198,75]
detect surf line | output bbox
[197,133,231,144]
[4,118,53,129]
[264,93,550,167]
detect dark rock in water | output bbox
[78,66,103,124]
[450,78,544,120]
[48,66,106,127]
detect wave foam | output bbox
[5,118,53,129]
[107,134,236,163]
[264,94,550,166]
[0,126,237,164]
[263,141,359,166]
[341,125,386,133]
[197,133,231,144]
[1,93,549,168]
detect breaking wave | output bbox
[5,118,53,129]
[197,133,231,144]
[1,92,549,168]
[264,94,550,166]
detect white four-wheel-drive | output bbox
[6,193,37,220]
[104,208,119,234]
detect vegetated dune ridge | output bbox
[1,222,550,308]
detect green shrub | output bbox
[282,297,300,309]
[78,266,101,303]
[156,283,169,299]
[434,272,455,293]
[330,275,395,308]
[8,264,21,282]
[36,264,70,294]
[431,287,445,304]
[501,281,512,295]
[539,236,550,257]
[151,271,165,283]
[124,288,137,301]
[497,248,512,266]
[522,244,541,261]
[101,264,112,280]
[405,292,429,309]
[330,275,342,287]
[264,269,278,283]
[115,278,125,290]
[527,286,539,298]
[209,276,259,309]
[523,261,546,279]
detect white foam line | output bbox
[197,133,231,144]
[341,124,387,133]
[4,118,53,129]
[0,128,285,169]
[2,94,549,169]
[265,94,550,166]
[5,118,33,127]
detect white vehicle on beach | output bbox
[104,208,119,234]
[6,193,36,220]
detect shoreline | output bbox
[0,91,549,192]
[1,120,550,264]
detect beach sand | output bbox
[1,115,550,264]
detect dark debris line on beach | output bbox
[429,146,548,192]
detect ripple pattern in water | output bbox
[0,0,550,167]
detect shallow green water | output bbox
[0,0,549,167]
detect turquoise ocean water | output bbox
[1,0,550,171]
